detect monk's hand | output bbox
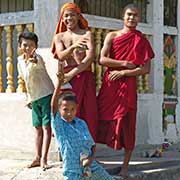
[64,72,73,83]
[108,70,125,81]
[72,37,88,50]
[124,61,136,69]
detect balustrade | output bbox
[0,24,151,94]
[0,23,34,93]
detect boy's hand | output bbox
[56,71,64,82]
[28,57,37,63]
[82,157,93,167]
[56,62,64,82]
[28,48,37,63]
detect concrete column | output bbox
[152,0,164,96]
[175,0,180,139]
[146,0,164,144]
[33,0,70,47]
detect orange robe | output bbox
[51,3,98,140]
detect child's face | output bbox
[62,9,79,30]
[123,7,139,29]
[59,100,77,123]
[19,38,37,56]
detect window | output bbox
[164,0,177,26]
[75,0,148,23]
[0,0,33,13]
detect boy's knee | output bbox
[43,125,51,131]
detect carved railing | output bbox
[0,23,34,93]
[0,25,151,94]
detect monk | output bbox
[51,2,98,140]
[97,3,155,179]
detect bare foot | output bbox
[119,167,128,179]
[41,158,49,171]
[27,158,40,168]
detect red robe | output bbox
[64,66,98,141]
[97,30,155,150]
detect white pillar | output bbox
[147,0,164,143]
[152,0,164,96]
[33,0,71,47]
[175,0,180,139]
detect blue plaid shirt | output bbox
[51,111,97,175]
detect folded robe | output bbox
[97,30,154,150]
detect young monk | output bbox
[97,3,155,179]
[51,2,97,141]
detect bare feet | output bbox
[27,158,40,168]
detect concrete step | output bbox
[113,165,180,180]
[105,159,180,180]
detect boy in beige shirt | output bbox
[18,32,54,170]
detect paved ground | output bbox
[0,143,180,180]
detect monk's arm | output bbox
[99,32,136,69]
[122,60,151,76]
[108,60,151,81]
[54,34,74,61]
[54,33,89,61]
[66,31,94,77]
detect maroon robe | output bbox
[97,30,154,150]
[63,65,98,141]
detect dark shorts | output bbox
[31,94,52,127]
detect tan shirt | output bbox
[18,54,54,102]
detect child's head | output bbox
[122,3,140,29]
[59,2,88,31]
[18,32,38,55]
[58,92,77,123]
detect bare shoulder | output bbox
[78,29,93,38]
[85,30,94,41]
[85,30,93,36]
[108,31,119,38]
[54,32,65,42]
[104,31,118,44]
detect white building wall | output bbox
[0,0,180,155]
[175,0,180,139]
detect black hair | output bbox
[58,92,77,105]
[18,32,38,46]
[122,3,139,17]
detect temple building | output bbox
[0,0,179,154]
